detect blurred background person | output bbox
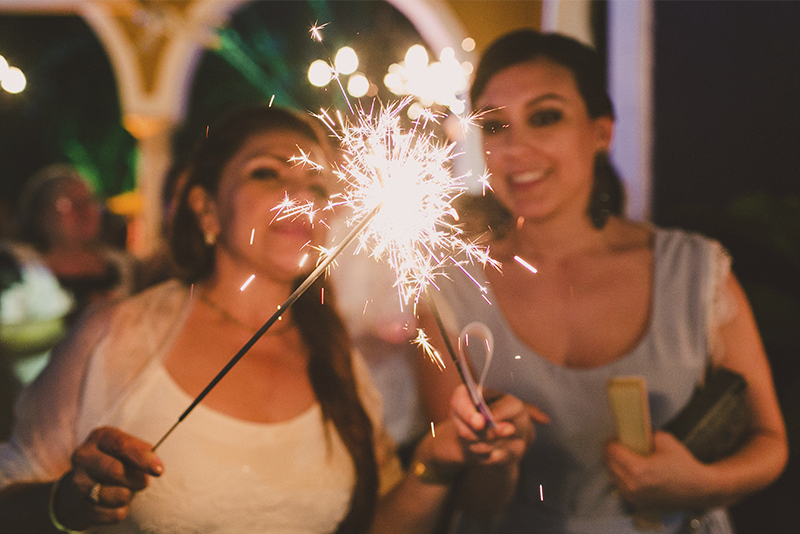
[1,164,137,390]
[14,164,137,324]
[0,240,73,386]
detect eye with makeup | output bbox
[528,108,563,128]
[249,164,282,181]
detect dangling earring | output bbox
[588,151,614,229]
[204,231,217,246]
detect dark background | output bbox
[652,2,800,531]
[0,1,798,531]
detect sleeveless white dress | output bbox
[0,280,403,533]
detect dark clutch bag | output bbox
[663,367,749,463]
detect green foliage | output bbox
[0,15,136,210]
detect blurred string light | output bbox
[307,39,474,119]
[334,46,358,75]
[0,54,27,94]
[383,42,473,118]
[347,73,370,98]
[308,45,373,97]
[308,58,333,87]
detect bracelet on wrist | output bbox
[49,476,88,534]
[411,461,458,486]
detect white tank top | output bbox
[102,359,355,534]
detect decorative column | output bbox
[78,0,236,255]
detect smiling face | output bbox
[195,128,334,284]
[477,59,613,225]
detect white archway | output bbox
[1,0,489,253]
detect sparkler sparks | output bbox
[267,96,501,428]
[309,21,329,42]
[514,255,538,274]
[414,328,445,370]
[286,21,497,308]
[154,22,500,450]
[272,97,499,308]
[240,274,255,291]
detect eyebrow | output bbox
[481,92,568,117]
[525,93,569,108]
[245,152,295,164]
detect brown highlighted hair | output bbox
[169,104,378,534]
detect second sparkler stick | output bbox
[425,291,497,429]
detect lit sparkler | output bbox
[276,96,499,307]
[276,38,501,423]
[153,24,498,450]
[273,98,501,427]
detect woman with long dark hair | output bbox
[0,105,534,533]
[420,30,787,534]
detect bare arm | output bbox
[606,273,788,511]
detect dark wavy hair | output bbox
[169,105,378,534]
[469,29,624,232]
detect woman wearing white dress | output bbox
[0,105,534,534]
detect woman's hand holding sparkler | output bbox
[451,385,546,465]
[51,427,163,531]
[371,386,547,534]
[446,384,549,514]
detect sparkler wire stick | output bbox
[152,204,382,451]
[425,290,496,429]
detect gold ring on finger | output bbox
[89,483,102,504]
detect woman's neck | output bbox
[496,210,608,264]
[494,214,651,273]
[198,253,298,327]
